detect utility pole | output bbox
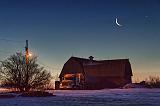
[25,40,29,65]
[25,40,29,91]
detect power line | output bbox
[0,38,25,55]
[0,38,24,43]
[0,38,61,71]
[38,60,61,71]
[0,50,13,54]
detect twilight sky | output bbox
[0,0,160,81]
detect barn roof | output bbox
[60,56,132,77]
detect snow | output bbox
[0,89,160,106]
[123,83,146,88]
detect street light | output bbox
[29,53,32,57]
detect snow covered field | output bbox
[0,88,160,106]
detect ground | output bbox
[0,88,160,106]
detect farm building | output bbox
[57,56,133,90]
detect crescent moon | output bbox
[115,18,122,27]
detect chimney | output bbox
[89,56,94,61]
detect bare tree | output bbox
[0,52,52,92]
[145,76,160,88]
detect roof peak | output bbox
[70,56,129,61]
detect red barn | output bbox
[58,56,133,89]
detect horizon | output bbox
[0,0,160,82]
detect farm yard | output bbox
[0,89,160,106]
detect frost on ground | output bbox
[0,88,160,106]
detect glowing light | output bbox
[29,53,32,57]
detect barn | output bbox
[58,56,133,90]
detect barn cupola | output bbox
[89,56,94,62]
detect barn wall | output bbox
[84,76,130,89]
